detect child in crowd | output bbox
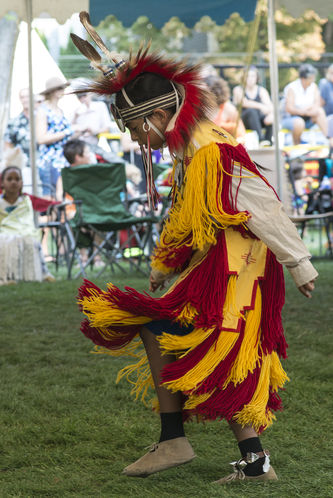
[73,12,317,484]
[0,166,55,284]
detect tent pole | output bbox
[26,0,38,198]
[267,0,284,200]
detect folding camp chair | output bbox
[60,162,158,278]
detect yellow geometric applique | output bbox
[222,228,267,332]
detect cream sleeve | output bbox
[232,168,318,287]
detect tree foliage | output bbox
[58,7,327,59]
[53,7,329,87]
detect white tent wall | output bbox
[7,22,80,194]
[10,22,79,119]
[0,16,19,165]
[0,0,88,195]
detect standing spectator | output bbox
[205,76,246,142]
[319,64,333,153]
[71,79,113,146]
[281,64,327,145]
[36,77,84,198]
[233,66,274,145]
[4,88,31,167]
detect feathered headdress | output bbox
[71,12,212,208]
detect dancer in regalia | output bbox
[73,12,318,483]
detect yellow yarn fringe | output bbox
[92,338,142,358]
[234,352,288,432]
[79,295,151,330]
[116,351,154,407]
[92,341,156,408]
[157,275,240,392]
[157,327,216,357]
[234,354,273,431]
[224,286,262,387]
[222,275,241,323]
[151,250,183,275]
[183,391,214,410]
[153,142,250,256]
[161,330,239,394]
[176,303,199,326]
[270,351,290,392]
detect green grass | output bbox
[0,262,332,497]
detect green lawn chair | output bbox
[61,162,158,278]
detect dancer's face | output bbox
[126,110,170,150]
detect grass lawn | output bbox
[0,261,332,497]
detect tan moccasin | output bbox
[213,465,278,484]
[122,437,196,477]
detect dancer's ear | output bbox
[150,108,171,127]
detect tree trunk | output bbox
[0,14,19,161]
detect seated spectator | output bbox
[56,139,97,202]
[319,64,333,154]
[205,76,246,142]
[63,139,97,168]
[0,166,55,284]
[233,66,273,145]
[282,64,327,145]
[58,138,141,203]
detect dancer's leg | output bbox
[228,421,270,477]
[242,108,263,141]
[140,326,182,413]
[214,420,277,483]
[122,326,195,477]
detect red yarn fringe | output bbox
[153,235,193,271]
[260,250,287,358]
[189,365,261,422]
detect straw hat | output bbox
[40,77,69,95]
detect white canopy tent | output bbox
[0,0,88,195]
[10,22,79,118]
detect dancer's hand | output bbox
[149,270,167,292]
[298,279,316,298]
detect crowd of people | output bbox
[1,62,333,285]
[3,64,333,192]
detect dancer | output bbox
[73,12,318,484]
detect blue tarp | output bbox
[89,0,257,28]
